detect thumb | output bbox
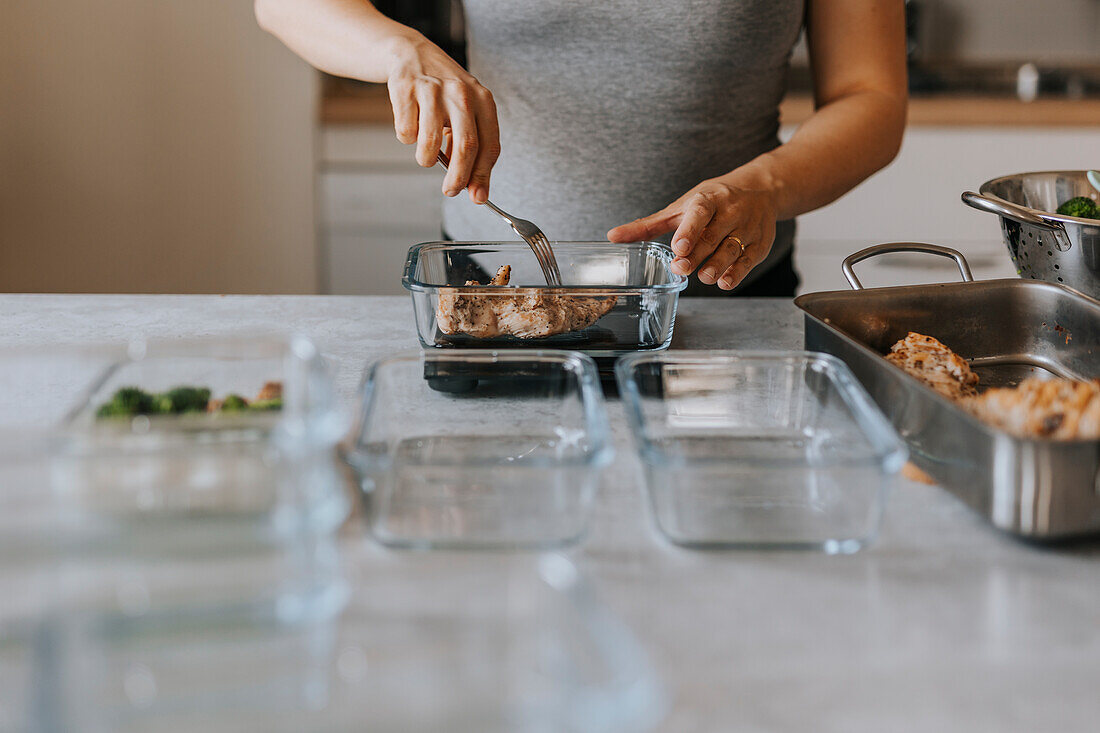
[606,207,680,243]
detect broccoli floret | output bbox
[96,401,131,418]
[1056,196,1100,219]
[96,387,155,418]
[249,397,283,412]
[219,394,249,412]
[159,386,211,414]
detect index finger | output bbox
[467,87,500,204]
[669,196,717,256]
[606,207,679,243]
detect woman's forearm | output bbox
[256,0,502,203]
[727,86,907,221]
[730,0,908,221]
[254,0,417,82]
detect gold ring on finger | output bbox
[728,235,745,254]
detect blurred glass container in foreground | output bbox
[51,335,350,620]
[402,241,688,359]
[275,554,665,733]
[616,351,906,553]
[346,350,612,549]
[0,345,121,733]
[0,338,353,733]
[57,568,343,733]
[61,555,664,733]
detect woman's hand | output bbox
[387,35,500,204]
[607,178,779,290]
[255,1,503,203]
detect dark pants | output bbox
[439,231,800,297]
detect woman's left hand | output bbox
[607,177,778,290]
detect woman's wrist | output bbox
[381,29,429,79]
[719,158,787,220]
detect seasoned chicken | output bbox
[886,332,1100,440]
[436,265,617,339]
[963,378,1100,440]
[885,332,979,400]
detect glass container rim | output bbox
[401,240,690,294]
[615,349,909,468]
[352,348,614,464]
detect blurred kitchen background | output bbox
[2,0,1099,295]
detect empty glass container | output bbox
[617,351,906,552]
[346,350,612,549]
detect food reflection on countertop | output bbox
[96,381,283,418]
[887,332,1100,440]
[436,264,618,339]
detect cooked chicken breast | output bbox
[436,265,617,339]
[963,378,1100,440]
[885,332,979,400]
[886,332,1100,440]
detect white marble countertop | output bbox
[3,294,1099,732]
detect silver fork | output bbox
[436,151,562,287]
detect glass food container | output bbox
[402,241,688,359]
[52,335,350,622]
[346,350,612,549]
[62,555,665,733]
[57,578,343,733]
[0,345,121,733]
[617,351,906,553]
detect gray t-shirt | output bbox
[442,0,804,291]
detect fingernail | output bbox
[701,268,717,282]
[719,276,734,289]
[444,188,459,197]
[673,238,691,254]
[671,258,689,274]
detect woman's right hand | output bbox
[386,34,500,204]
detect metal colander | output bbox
[963,170,1100,298]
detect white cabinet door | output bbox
[783,125,1100,293]
[318,128,444,295]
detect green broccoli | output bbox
[219,394,249,412]
[249,397,283,412]
[1056,196,1100,220]
[96,387,154,418]
[159,386,212,414]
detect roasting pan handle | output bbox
[961,191,1058,230]
[842,242,975,290]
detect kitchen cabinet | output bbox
[319,123,1100,296]
[319,128,443,295]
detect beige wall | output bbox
[0,0,319,294]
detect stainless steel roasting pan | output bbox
[794,243,1100,540]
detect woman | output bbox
[256,0,906,296]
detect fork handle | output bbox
[435,151,560,286]
[437,152,515,223]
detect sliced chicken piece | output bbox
[885,332,1100,440]
[963,377,1100,440]
[885,332,979,401]
[436,265,617,339]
